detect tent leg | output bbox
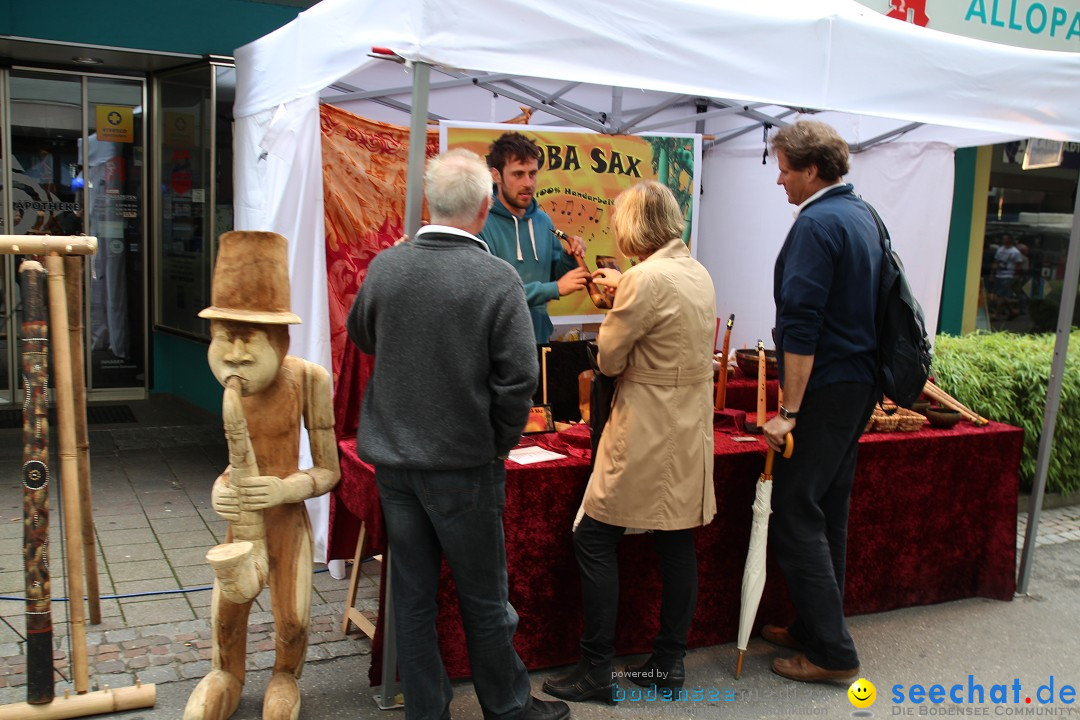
[1016,181,1080,594]
[404,61,431,239]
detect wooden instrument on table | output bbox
[745,340,768,433]
[715,314,734,411]
[19,261,53,705]
[756,341,767,419]
[551,228,612,309]
[922,381,989,426]
[205,377,270,604]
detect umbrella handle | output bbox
[763,433,794,475]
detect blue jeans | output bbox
[376,462,531,720]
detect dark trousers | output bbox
[770,381,876,671]
[376,462,531,720]
[573,514,698,667]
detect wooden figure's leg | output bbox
[183,582,253,720]
[263,507,312,720]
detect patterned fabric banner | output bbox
[320,104,438,435]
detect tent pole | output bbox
[1016,180,1080,594]
[404,61,431,238]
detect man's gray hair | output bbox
[425,149,491,224]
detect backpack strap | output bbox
[861,198,898,415]
[862,198,891,256]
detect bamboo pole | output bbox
[45,255,89,693]
[0,236,97,255]
[65,255,100,625]
[0,683,156,719]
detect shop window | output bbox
[981,141,1080,333]
[153,61,234,340]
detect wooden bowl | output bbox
[925,407,962,429]
[734,348,779,379]
[911,400,930,416]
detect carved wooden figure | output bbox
[184,232,340,720]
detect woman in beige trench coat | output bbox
[543,182,717,704]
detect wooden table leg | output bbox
[340,522,376,638]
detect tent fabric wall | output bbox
[234,93,337,565]
[699,138,955,354]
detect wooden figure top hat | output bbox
[199,231,302,324]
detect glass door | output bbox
[2,68,147,400]
[85,76,147,391]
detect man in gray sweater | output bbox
[347,149,568,720]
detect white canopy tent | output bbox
[232,0,1080,592]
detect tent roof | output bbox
[235,0,1080,143]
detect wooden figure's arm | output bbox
[298,360,341,498]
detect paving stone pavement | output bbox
[0,399,376,707]
[1017,503,1080,547]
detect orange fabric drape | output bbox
[319,104,438,436]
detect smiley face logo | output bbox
[848,678,876,709]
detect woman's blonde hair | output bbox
[610,181,685,258]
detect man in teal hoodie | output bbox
[482,132,590,343]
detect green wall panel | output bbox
[2,1,305,57]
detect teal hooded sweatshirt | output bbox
[479,195,578,343]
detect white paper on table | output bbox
[508,446,567,465]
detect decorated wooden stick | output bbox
[19,261,53,705]
[715,314,734,411]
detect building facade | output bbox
[1,1,314,412]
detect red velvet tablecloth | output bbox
[330,419,1022,686]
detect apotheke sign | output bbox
[856,0,1080,52]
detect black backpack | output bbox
[865,201,932,408]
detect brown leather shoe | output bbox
[761,624,803,651]
[772,654,859,684]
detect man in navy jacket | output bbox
[762,121,881,684]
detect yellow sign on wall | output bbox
[96,105,134,143]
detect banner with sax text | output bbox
[442,122,701,322]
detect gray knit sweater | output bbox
[347,226,539,469]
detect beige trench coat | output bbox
[582,238,717,531]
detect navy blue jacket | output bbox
[773,184,881,393]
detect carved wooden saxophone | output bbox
[551,228,613,309]
[205,377,269,604]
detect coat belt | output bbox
[621,364,713,386]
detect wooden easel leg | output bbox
[340,522,376,638]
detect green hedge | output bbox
[932,331,1080,494]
